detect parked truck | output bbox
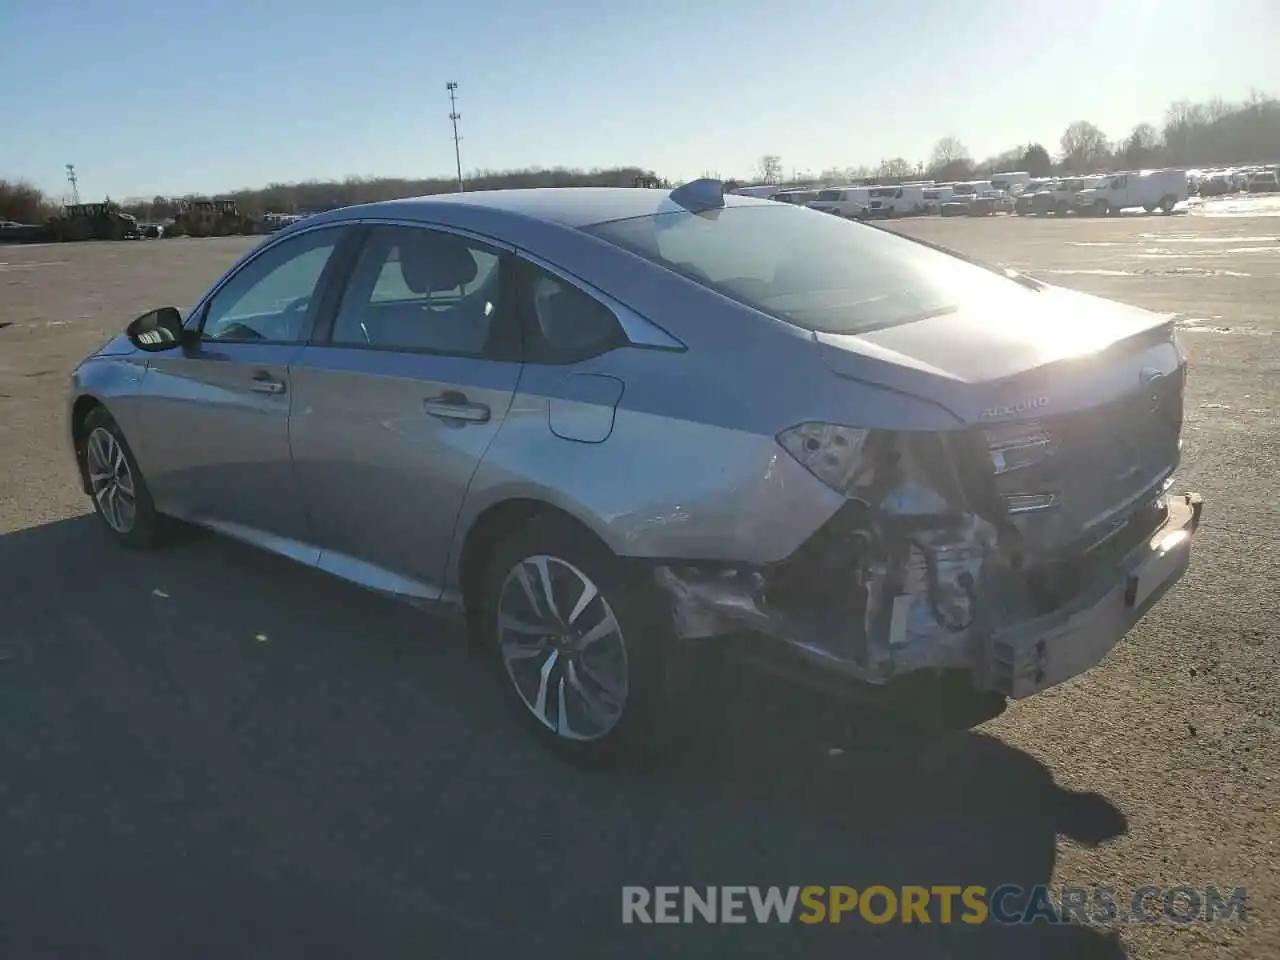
[1074,170,1188,216]
[808,186,872,218]
[1015,176,1104,216]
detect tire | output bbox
[79,407,167,548]
[478,514,682,762]
[1143,203,1156,213]
[1056,200,1070,216]
[1160,195,1176,213]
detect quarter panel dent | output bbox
[458,398,845,566]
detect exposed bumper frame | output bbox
[985,492,1203,698]
[656,493,1204,702]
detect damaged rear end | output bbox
[655,292,1202,702]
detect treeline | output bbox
[120,165,659,220]
[3,92,1277,223]
[0,165,658,224]
[0,180,49,223]
[759,92,1280,186]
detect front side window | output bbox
[586,204,1039,336]
[202,228,341,343]
[330,225,505,356]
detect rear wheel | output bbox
[479,515,678,761]
[80,407,166,548]
[1160,195,1177,213]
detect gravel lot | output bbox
[1,210,1276,959]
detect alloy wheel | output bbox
[86,426,137,534]
[497,554,629,742]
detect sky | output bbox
[3,0,1277,200]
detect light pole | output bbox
[446,82,463,192]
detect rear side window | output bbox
[586,205,1035,336]
[517,263,626,363]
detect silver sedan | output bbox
[70,181,1201,758]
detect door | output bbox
[288,224,523,595]
[140,226,351,543]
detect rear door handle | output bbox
[424,393,490,423]
[250,372,286,395]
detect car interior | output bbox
[333,229,499,355]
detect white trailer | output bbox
[1073,169,1188,215]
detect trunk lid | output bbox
[817,284,1185,556]
[815,284,1178,424]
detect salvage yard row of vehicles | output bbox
[763,170,1191,219]
[742,163,1280,218]
[0,199,316,243]
[1190,164,1280,195]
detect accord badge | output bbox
[980,395,1050,419]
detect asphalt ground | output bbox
[0,207,1277,959]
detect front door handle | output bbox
[250,372,286,395]
[424,392,490,423]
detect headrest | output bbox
[397,233,479,294]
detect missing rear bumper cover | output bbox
[654,493,1203,696]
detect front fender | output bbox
[69,355,153,483]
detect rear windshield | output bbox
[585,204,1030,335]
[816,189,842,201]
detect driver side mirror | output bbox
[126,307,190,352]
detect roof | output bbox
[305,186,772,231]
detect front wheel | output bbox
[79,407,166,548]
[480,516,678,760]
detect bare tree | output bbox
[756,155,783,184]
[875,157,914,179]
[1059,121,1111,172]
[930,136,968,169]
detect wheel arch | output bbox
[70,393,106,493]
[455,496,614,633]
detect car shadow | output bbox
[0,515,1129,959]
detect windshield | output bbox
[816,189,841,201]
[585,204,1032,336]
